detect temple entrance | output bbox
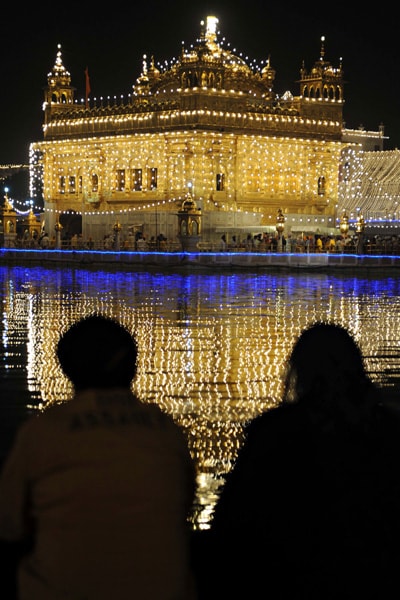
[59,211,82,239]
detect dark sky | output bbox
[1,1,399,173]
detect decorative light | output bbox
[26,15,387,241]
[339,210,349,236]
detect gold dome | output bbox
[132,15,273,100]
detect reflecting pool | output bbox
[1,265,400,528]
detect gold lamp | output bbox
[355,213,365,234]
[339,211,349,237]
[276,208,285,251]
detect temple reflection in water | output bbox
[1,266,400,528]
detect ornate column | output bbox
[177,194,202,252]
[276,208,285,252]
[355,213,365,254]
[1,190,17,248]
[339,210,349,242]
[55,221,63,249]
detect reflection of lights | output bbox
[191,471,225,530]
[2,268,400,527]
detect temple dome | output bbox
[132,16,272,99]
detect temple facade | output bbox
[29,15,384,244]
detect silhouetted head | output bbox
[283,322,375,418]
[57,314,138,391]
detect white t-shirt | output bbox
[0,388,197,599]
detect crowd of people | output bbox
[222,232,400,254]
[8,226,400,255]
[0,316,399,598]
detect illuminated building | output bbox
[28,15,385,242]
[337,146,400,233]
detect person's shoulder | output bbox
[373,396,400,438]
[152,406,189,439]
[21,401,71,431]
[132,399,187,434]
[237,403,309,456]
[141,400,175,421]
[246,402,305,434]
[6,402,68,448]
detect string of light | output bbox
[339,149,400,221]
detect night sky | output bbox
[1,1,399,194]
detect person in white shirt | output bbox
[0,314,197,600]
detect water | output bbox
[1,265,400,528]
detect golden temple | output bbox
[29,15,386,243]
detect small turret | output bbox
[298,36,344,102]
[132,55,151,99]
[43,45,76,129]
[297,36,344,125]
[261,55,276,98]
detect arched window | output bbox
[91,173,98,193]
[318,176,326,196]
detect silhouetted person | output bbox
[0,314,197,599]
[196,322,400,599]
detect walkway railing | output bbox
[4,238,400,255]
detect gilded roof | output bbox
[132,16,275,101]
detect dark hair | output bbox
[57,314,138,391]
[282,322,375,422]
